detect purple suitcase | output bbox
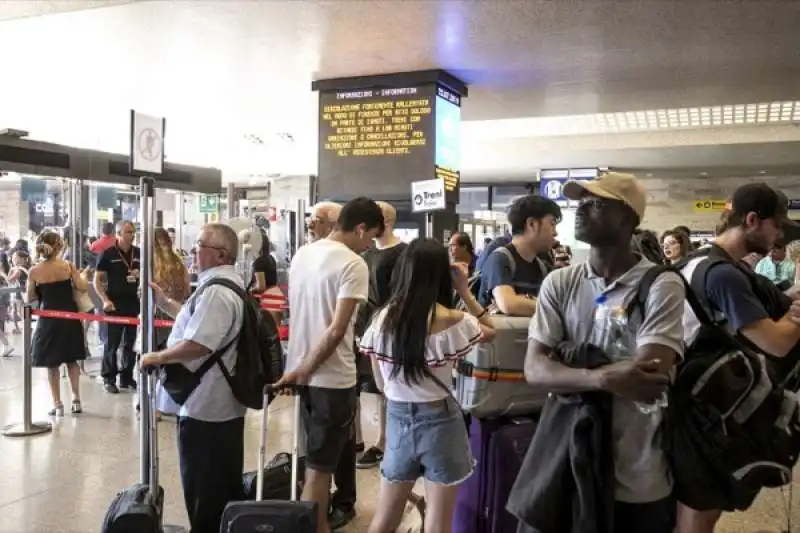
[453,417,537,533]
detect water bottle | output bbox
[594,295,668,414]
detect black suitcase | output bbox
[220,385,318,533]
[102,370,165,533]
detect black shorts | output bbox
[300,386,357,474]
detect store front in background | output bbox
[0,173,222,266]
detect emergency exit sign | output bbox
[199,194,219,213]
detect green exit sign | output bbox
[199,194,219,213]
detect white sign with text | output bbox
[411,178,446,212]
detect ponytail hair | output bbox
[36,231,62,261]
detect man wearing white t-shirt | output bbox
[279,197,385,533]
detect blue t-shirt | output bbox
[478,245,548,307]
[705,263,771,331]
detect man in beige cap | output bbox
[510,172,686,533]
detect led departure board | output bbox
[318,86,439,198]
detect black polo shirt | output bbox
[97,244,141,311]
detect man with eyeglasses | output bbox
[142,223,246,533]
[307,202,342,243]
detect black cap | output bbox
[730,183,797,227]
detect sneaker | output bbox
[2,345,13,357]
[104,382,119,394]
[328,507,356,530]
[356,446,384,469]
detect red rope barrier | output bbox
[32,309,175,327]
[31,292,290,337]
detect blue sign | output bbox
[540,178,567,202]
[788,199,800,210]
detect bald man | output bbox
[308,202,342,242]
[352,201,407,473]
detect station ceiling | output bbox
[1,0,799,182]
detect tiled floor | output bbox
[0,327,797,532]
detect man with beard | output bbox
[516,172,685,533]
[676,183,800,533]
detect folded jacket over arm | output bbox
[506,341,615,533]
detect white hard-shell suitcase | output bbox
[455,315,547,418]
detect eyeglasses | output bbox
[195,240,228,253]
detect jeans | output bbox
[382,396,474,485]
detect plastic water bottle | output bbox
[594,295,668,414]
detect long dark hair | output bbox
[381,238,454,384]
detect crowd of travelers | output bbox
[10,172,800,533]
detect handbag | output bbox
[72,268,93,313]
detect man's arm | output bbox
[523,272,601,392]
[143,285,240,366]
[492,285,537,316]
[707,264,800,358]
[93,253,112,307]
[483,252,536,316]
[524,271,669,400]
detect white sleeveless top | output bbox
[359,308,482,402]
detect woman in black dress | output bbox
[27,231,90,416]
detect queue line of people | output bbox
[276,176,800,533]
[13,176,800,533]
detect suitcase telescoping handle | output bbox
[146,367,159,498]
[256,384,302,503]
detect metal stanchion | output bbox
[2,306,53,437]
[139,176,155,485]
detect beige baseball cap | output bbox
[563,172,646,220]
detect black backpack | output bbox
[180,278,284,410]
[664,251,800,512]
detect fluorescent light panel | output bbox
[466,100,800,139]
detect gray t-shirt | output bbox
[529,256,685,503]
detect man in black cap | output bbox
[676,183,800,533]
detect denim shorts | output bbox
[382,396,475,486]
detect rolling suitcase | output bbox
[220,385,318,533]
[101,370,165,533]
[453,416,537,533]
[455,316,547,418]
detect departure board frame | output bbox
[313,70,467,203]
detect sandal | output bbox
[48,403,64,417]
[71,400,83,414]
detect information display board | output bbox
[317,84,460,202]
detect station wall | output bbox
[638,174,800,234]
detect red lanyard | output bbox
[116,245,134,272]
